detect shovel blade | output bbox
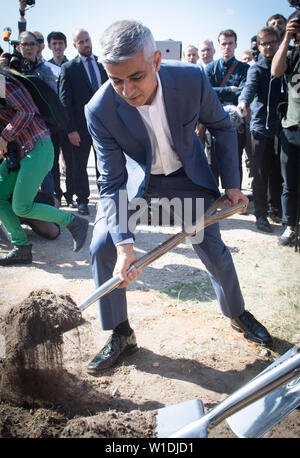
[156,399,206,438]
[227,347,300,438]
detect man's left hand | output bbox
[224,188,249,213]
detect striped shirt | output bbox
[0,75,50,156]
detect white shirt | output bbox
[117,73,182,246]
[136,73,182,175]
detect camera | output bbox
[288,0,300,8]
[0,126,21,172]
[26,0,35,5]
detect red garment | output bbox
[0,75,50,156]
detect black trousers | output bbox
[251,131,282,219]
[51,130,74,202]
[280,127,300,226]
[71,133,100,205]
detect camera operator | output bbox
[271,10,300,246]
[0,69,89,265]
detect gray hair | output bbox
[98,20,157,64]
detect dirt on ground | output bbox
[0,161,299,439]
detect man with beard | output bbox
[59,29,108,216]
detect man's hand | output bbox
[237,102,248,117]
[0,137,8,159]
[19,0,27,15]
[68,131,81,147]
[114,243,141,288]
[286,17,300,40]
[224,188,249,213]
[230,86,239,93]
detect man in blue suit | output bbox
[85,20,272,375]
[59,29,108,215]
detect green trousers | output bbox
[0,138,74,246]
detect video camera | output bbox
[25,0,36,6]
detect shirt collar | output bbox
[220,56,236,68]
[138,73,162,111]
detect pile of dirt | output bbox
[0,289,83,406]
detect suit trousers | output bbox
[51,130,74,202]
[71,133,92,205]
[90,170,245,331]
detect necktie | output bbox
[87,57,99,93]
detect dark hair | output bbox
[47,31,67,45]
[257,26,281,45]
[266,14,287,25]
[19,31,38,43]
[288,9,300,21]
[218,29,237,43]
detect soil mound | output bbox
[0,289,83,406]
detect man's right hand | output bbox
[68,131,81,146]
[230,86,239,93]
[114,243,141,288]
[19,0,27,15]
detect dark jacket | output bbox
[59,55,108,136]
[205,57,249,105]
[239,54,286,137]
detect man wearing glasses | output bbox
[238,27,285,234]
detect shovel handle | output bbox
[78,196,247,311]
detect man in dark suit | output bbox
[59,29,108,215]
[83,20,273,376]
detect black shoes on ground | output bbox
[231,310,273,347]
[256,216,272,233]
[87,310,272,376]
[0,244,33,266]
[67,214,89,252]
[87,330,138,375]
[78,203,89,215]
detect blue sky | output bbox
[1,0,296,61]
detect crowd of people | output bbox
[182,12,300,247]
[0,2,299,375]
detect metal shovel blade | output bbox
[156,346,300,438]
[226,346,300,438]
[156,399,207,438]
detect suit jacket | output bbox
[59,55,108,136]
[85,61,240,244]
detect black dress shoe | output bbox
[0,244,32,266]
[231,311,273,346]
[66,215,89,252]
[256,216,272,233]
[77,203,89,215]
[87,331,138,375]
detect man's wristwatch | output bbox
[19,9,25,17]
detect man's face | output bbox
[241,52,253,63]
[105,50,162,107]
[49,39,67,59]
[268,18,286,36]
[219,34,237,61]
[258,34,279,60]
[183,47,199,64]
[199,44,215,65]
[73,31,92,57]
[18,34,38,61]
[33,32,45,57]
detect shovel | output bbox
[79,195,247,311]
[156,346,300,438]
